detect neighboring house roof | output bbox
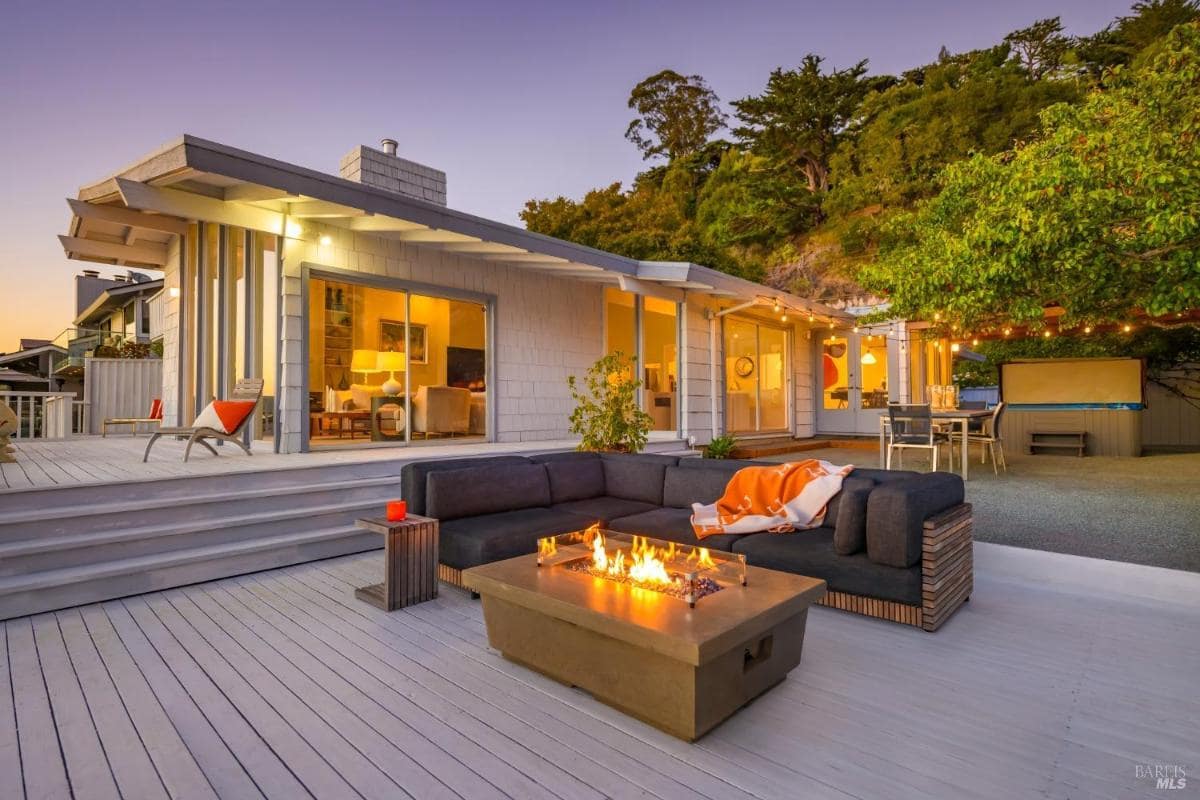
[74,278,165,327]
[61,134,852,322]
[0,344,67,366]
[0,367,51,385]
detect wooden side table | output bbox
[354,514,439,610]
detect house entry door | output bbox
[816,330,891,435]
[724,317,790,435]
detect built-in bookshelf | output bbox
[324,283,354,390]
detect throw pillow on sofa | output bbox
[833,476,876,555]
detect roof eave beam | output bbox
[115,178,285,235]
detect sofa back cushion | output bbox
[600,453,678,505]
[662,464,737,508]
[866,472,965,567]
[401,455,532,516]
[426,462,551,521]
[832,476,876,555]
[530,452,605,503]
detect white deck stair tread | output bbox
[0,497,388,559]
[0,474,403,526]
[0,525,373,596]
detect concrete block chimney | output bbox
[339,139,447,206]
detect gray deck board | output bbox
[0,620,24,800]
[1,544,1197,800]
[29,613,123,800]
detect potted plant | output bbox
[703,434,737,459]
[567,352,653,453]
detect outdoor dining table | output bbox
[877,407,994,480]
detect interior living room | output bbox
[307,274,488,448]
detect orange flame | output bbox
[589,532,675,587]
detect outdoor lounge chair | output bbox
[142,378,264,463]
[101,398,163,437]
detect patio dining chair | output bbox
[142,378,264,463]
[885,403,955,471]
[967,401,1008,474]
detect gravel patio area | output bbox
[759,446,1200,573]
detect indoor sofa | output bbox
[401,451,973,631]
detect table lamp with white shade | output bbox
[376,350,406,396]
[351,349,380,381]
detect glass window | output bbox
[641,296,678,431]
[822,335,850,410]
[306,277,488,448]
[758,326,788,430]
[859,335,889,409]
[724,318,758,432]
[604,287,637,370]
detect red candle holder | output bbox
[386,500,407,521]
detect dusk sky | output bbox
[1,0,1134,352]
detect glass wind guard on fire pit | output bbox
[537,526,747,607]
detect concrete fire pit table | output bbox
[463,533,826,741]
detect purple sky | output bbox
[0,0,1134,351]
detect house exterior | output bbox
[57,135,932,453]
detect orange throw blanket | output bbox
[691,460,853,538]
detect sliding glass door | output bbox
[306,273,489,448]
[603,288,680,432]
[724,317,790,435]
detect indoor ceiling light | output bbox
[319,234,333,246]
[860,351,877,365]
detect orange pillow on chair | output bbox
[149,398,164,420]
[194,400,256,434]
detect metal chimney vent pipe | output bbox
[380,138,398,156]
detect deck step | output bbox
[0,498,387,576]
[0,523,381,620]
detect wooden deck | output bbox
[2,435,682,492]
[3,543,1197,800]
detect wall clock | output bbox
[734,356,755,378]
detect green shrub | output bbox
[567,352,653,453]
[704,434,737,459]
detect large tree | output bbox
[859,23,1200,330]
[732,56,891,196]
[625,70,727,161]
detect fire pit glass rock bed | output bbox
[465,525,826,741]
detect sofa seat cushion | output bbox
[600,453,679,505]
[608,507,742,553]
[531,452,605,503]
[551,496,658,525]
[426,462,550,521]
[439,507,593,570]
[732,529,921,604]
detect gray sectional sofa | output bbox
[402,451,974,631]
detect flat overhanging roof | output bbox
[62,134,851,323]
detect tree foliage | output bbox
[732,56,890,197]
[522,5,1199,318]
[625,70,727,161]
[861,23,1200,329]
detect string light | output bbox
[1043,330,1052,338]
[773,300,781,313]
[1083,326,1092,334]
[950,343,961,353]
[1003,328,1012,336]
[1123,324,1132,333]
[781,313,788,322]
[971,338,979,347]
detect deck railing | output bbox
[0,391,76,439]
